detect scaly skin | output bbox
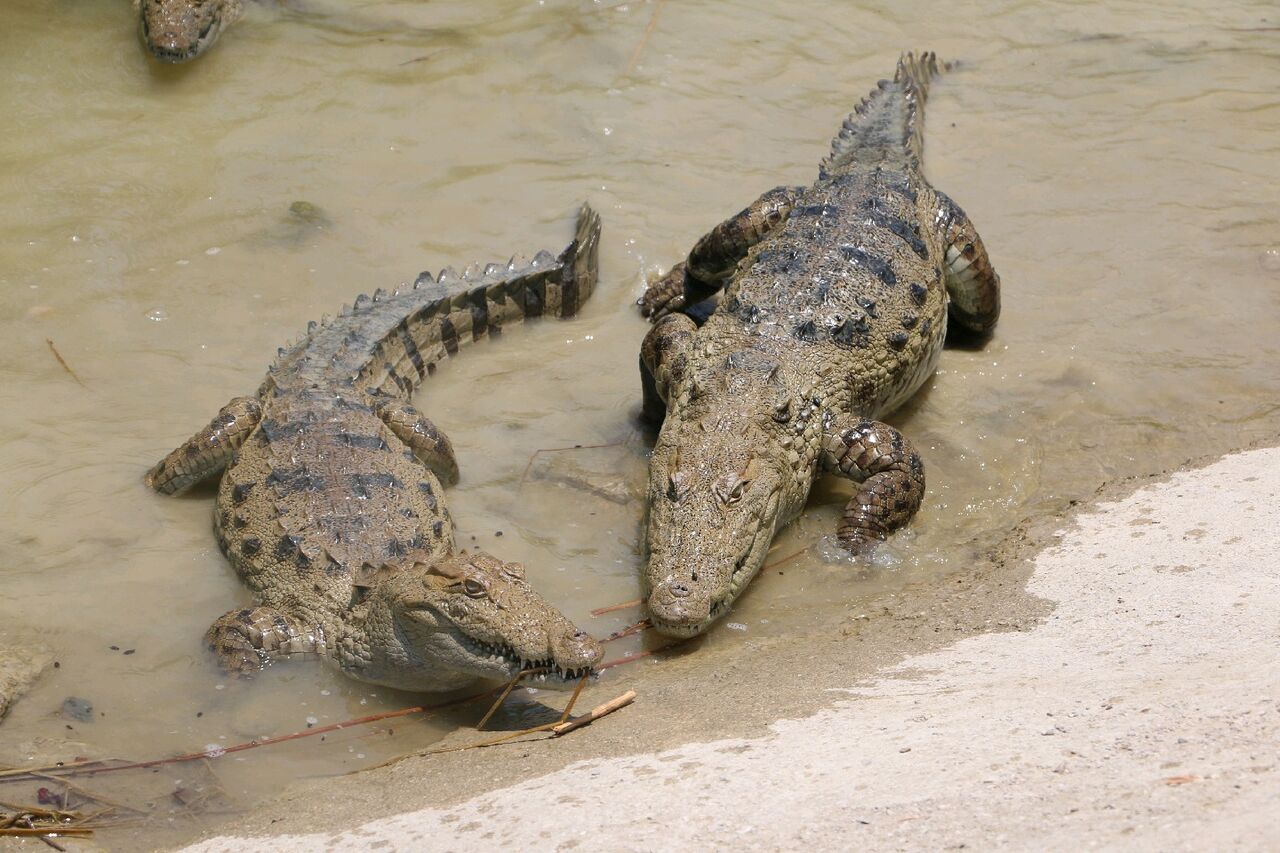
[135,0,245,63]
[146,205,604,692]
[638,53,1002,637]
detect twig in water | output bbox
[603,619,651,643]
[518,438,631,485]
[45,339,85,388]
[552,690,636,737]
[590,598,642,617]
[622,0,665,78]
[0,688,500,784]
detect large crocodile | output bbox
[136,0,246,63]
[637,53,1001,637]
[146,205,604,691]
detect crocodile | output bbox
[637,53,1001,637]
[136,0,246,63]
[145,204,604,691]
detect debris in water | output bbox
[60,697,93,723]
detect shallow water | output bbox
[0,0,1277,842]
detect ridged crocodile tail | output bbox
[819,51,943,178]
[268,203,601,397]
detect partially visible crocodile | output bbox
[637,53,1001,637]
[146,205,604,691]
[136,0,247,63]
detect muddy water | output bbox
[0,0,1277,843]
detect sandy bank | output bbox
[183,447,1280,850]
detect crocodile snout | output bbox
[551,627,603,670]
[647,578,712,631]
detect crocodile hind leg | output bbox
[639,185,805,320]
[639,312,697,424]
[934,190,1001,335]
[145,396,262,495]
[375,400,460,485]
[820,417,925,551]
[205,607,323,676]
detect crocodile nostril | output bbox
[668,582,691,598]
[571,631,590,641]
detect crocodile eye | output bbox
[714,474,749,506]
[500,562,525,580]
[461,578,488,598]
[667,470,690,503]
[772,397,792,423]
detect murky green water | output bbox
[0,0,1277,845]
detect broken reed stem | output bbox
[558,672,591,725]
[45,339,85,388]
[518,439,629,484]
[590,598,642,617]
[475,672,528,731]
[622,0,665,77]
[0,687,502,784]
[552,690,636,736]
[603,619,651,643]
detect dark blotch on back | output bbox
[839,245,897,287]
[351,473,403,498]
[832,315,871,349]
[338,433,389,451]
[266,467,327,495]
[909,283,928,305]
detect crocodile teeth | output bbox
[438,266,458,282]
[483,262,501,277]
[354,293,372,310]
[531,249,555,267]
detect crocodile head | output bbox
[138,0,242,63]
[643,414,790,638]
[365,552,602,692]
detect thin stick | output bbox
[0,827,92,838]
[45,339,86,388]
[28,773,145,814]
[558,673,590,725]
[603,619,651,643]
[763,546,810,572]
[599,648,659,670]
[590,598,642,617]
[518,439,628,484]
[552,690,636,737]
[622,0,665,77]
[475,672,526,731]
[0,687,499,783]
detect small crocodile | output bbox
[136,0,246,63]
[146,205,604,691]
[637,53,1001,637]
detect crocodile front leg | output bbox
[205,607,324,675]
[821,417,925,551]
[934,190,1001,335]
[145,396,262,495]
[375,400,460,485]
[639,312,697,424]
[639,185,805,320]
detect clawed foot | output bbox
[204,611,270,677]
[637,262,689,321]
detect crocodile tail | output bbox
[819,51,943,179]
[349,203,602,397]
